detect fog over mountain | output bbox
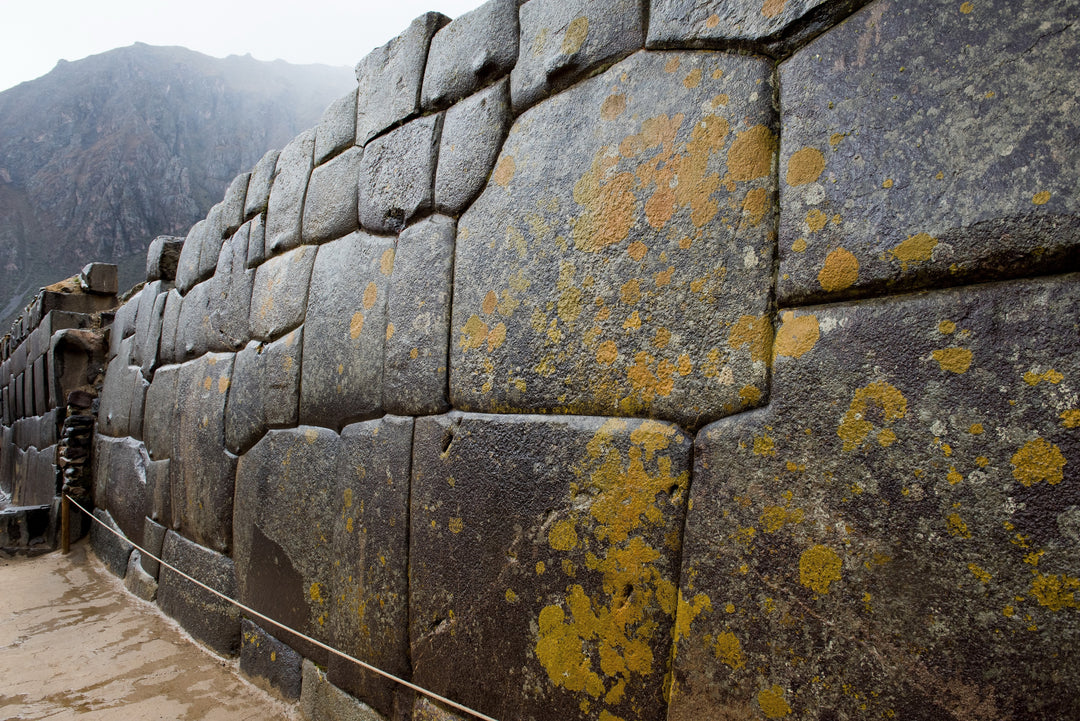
[0,42,354,329]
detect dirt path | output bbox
[0,541,299,720]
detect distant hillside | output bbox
[0,43,354,329]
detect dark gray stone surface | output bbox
[208,224,254,352]
[108,294,139,363]
[90,434,111,509]
[124,550,158,601]
[224,328,303,455]
[102,435,149,545]
[132,280,166,371]
[141,515,167,579]
[158,529,241,657]
[434,79,511,216]
[249,245,317,342]
[358,113,441,235]
[354,11,449,146]
[240,619,304,700]
[140,291,168,378]
[90,508,133,578]
[145,459,171,529]
[175,221,205,294]
[157,289,183,365]
[301,659,385,721]
[669,273,1080,721]
[196,203,227,281]
[327,416,413,717]
[175,280,211,362]
[79,262,118,295]
[421,0,518,111]
[245,214,267,270]
[234,426,341,665]
[266,129,316,255]
[126,368,148,440]
[146,235,184,282]
[142,364,179,462]
[222,173,250,236]
[314,89,358,165]
[98,341,137,437]
[245,149,280,220]
[383,216,454,416]
[411,412,691,721]
[452,50,776,428]
[511,0,645,113]
[299,231,393,430]
[302,146,363,244]
[777,0,1080,305]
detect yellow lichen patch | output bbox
[627,241,648,261]
[932,347,973,374]
[386,323,395,341]
[786,147,825,186]
[726,124,776,183]
[713,631,746,669]
[601,93,626,121]
[799,544,842,594]
[753,433,776,456]
[218,377,230,394]
[536,599,606,698]
[829,133,845,148]
[349,311,365,339]
[309,582,325,604]
[536,561,546,575]
[362,282,378,310]
[1024,368,1064,386]
[739,385,761,405]
[805,208,828,233]
[968,564,991,584]
[623,311,642,330]
[561,16,589,55]
[960,1,974,12]
[1061,410,1080,428]
[505,588,519,604]
[742,187,769,226]
[620,278,641,305]
[877,428,897,447]
[653,328,672,349]
[1032,190,1051,205]
[202,377,212,391]
[380,247,395,276]
[704,14,720,28]
[773,311,820,360]
[493,156,516,187]
[459,315,489,351]
[676,354,693,376]
[624,352,675,405]
[757,685,793,718]
[889,232,938,266]
[683,68,702,89]
[550,518,579,551]
[946,512,971,539]
[1030,571,1079,611]
[760,504,804,533]
[939,320,956,334]
[596,340,619,365]
[837,381,907,451]
[728,314,772,363]
[969,423,984,435]
[487,323,507,352]
[762,0,787,18]
[1011,438,1066,486]
[448,517,464,534]
[791,237,807,253]
[882,178,894,189]
[817,247,859,292]
[674,591,712,643]
[482,290,498,314]
[947,466,963,485]
[572,149,637,252]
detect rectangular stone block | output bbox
[145,458,171,530]
[383,216,454,416]
[124,550,159,602]
[302,146,363,244]
[146,235,184,283]
[207,224,254,352]
[421,0,519,111]
[157,289,183,365]
[108,293,139,363]
[265,129,316,255]
[452,50,777,429]
[434,79,511,216]
[176,280,211,361]
[777,0,1080,305]
[245,149,280,220]
[90,508,133,578]
[301,659,385,721]
[175,220,206,294]
[158,530,241,657]
[132,280,166,370]
[249,245,317,343]
[98,341,137,437]
[240,619,304,700]
[410,412,691,721]
[299,232,392,430]
[143,364,179,462]
[31,355,47,416]
[101,435,150,545]
[140,292,168,378]
[224,328,302,455]
[79,262,118,295]
[354,12,449,146]
[511,0,644,113]
[222,172,250,235]
[141,516,167,580]
[245,213,267,269]
[669,273,1080,721]
[197,203,228,281]
[314,88,358,165]
[358,113,441,235]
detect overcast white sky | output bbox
[0,0,489,93]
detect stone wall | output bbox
[58,0,1080,719]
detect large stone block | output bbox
[434,79,511,216]
[234,426,341,665]
[146,235,184,283]
[303,146,363,244]
[132,280,166,370]
[89,508,133,578]
[300,659,385,721]
[421,0,519,111]
[299,232,393,430]
[176,280,212,361]
[196,203,228,281]
[511,0,645,113]
[245,212,267,270]
[157,289,183,365]
[249,245,317,342]
[265,129,316,255]
[452,50,777,428]
[79,262,118,295]
[158,530,241,657]
[669,274,1080,721]
[108,293,139,363]
[145,459,171,530]
[98,341,137,437]
[383,216,454,416]
[410,412,691,721]
[140,292,168,378]
[124,550,159,602]
[175,221,206,294]
[327,416,413,717]
[101,435,150,545]
[143,364,179,462]
[224,328,302,455]
[354,12,449,146]
[240,619,304,700]
[172,353,236,553]
[358,114,441,235]
[314,89,358,165]
[222,172,250,235]
[245,149,280,220]
[777,0,1080,305]
[207,224,254,352]
[141,515,168,579]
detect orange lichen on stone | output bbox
[773,312,820,360]
[572,149,637,252]
[728,314,772,363]
[805,208,828,232]
[818,247,859,292]
[785,147,825,186]
[799,544,842,594]
[762,0,787,18]
[1011,438,1066,486]
[742,187,769,226]
[726,124,777,183]
[1032,190,1051,205]
[596,340,619,365]
[932,347,973,374]
[1023,368,1063,386]
[714,631,746,669]
[758,685,793,718]
[889,232,937,266]
[492,156,516,187]
[561,16,589,55]
[838,381,908,451]
[1061,409,1080,428]
[601,94,626,120]
[1030,571,1079,611]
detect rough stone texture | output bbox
[303,146,363,244]
[511,0,645,113]
[175,280,211,361]
[412,696,468,721]
[249,245,317,342]
[143,364,179,462]
[224,328,303,455]
[141,516,167,579]
[196,203,228,281]
[265,129,316,255]
[175,220,206,294]
[354,12,449,146]
[172,353,236,553]
[158,289,183,365]
[79,262,118,295]
[300,660,385,721]
[102,435,149,545]
[124,550,159,601]
[434,79,511,216]
[234,426,340,665]
[421,0,519,111]
[245,213,267,270]
[327,416,413,717]
[669,274,1080,721]
[158,529,241,657]
[146,235,184,282]
[314,89,358,165]
[132,280,165,370]
[240,619,304,700]
[646,0,868,54]
[245,149,280,220]
[90,508,133,578]
[411,412,691,721]
[358,114,441,235]
[383,216,455,416]
[145,459,172,529]
[299,232,393,430]
[453,50,777,428]
[222,173,250,235]
[108,295,139,363]
[98,340,138,437]
[208,224,254,352]
[777,0,1080,306]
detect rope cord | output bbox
[66,494,500,721]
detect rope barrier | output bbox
[66,494,500,721]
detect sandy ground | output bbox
[0,540,300,721]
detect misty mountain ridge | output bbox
[0,42,355,330]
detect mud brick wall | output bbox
[76,0,1079,719]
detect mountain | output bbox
[0,43,355,329]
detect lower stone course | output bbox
[157,529,240,657]
[89,508,132,578]
[240,618,305,700]
[301,659,386,721]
